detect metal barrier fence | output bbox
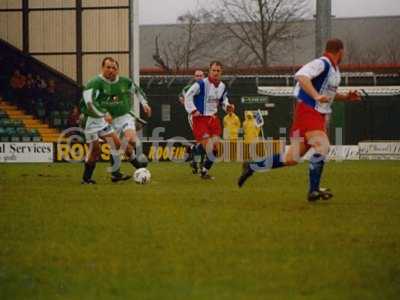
[214,140,285,162]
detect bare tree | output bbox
[152,10,220,71]
[205,0,309,68]
[383,25,400,64]
[343,34,362,65]
[223,43,258,68]
[385,40,400,64]
[153,35,172,73]
[362,46,383,65]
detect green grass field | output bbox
[1,161,400,299]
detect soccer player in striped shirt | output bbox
[179,70,205,174]
[184,61,234,179]
[238,39,362,201]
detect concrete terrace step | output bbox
[0,100,61,139]
[0,105,18,111]
[7,114,35,120]
[3,109,23,113]
[38,128,59,135]
[41,134,66,143]
[23,120,50,128]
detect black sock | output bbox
[83,162,96,181]
[130,153,148,169]
[130,157,141,169]
[309,153,325,193]
[193,144,205,164]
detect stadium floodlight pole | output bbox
[129,0,140,117]
[315,0,332,57]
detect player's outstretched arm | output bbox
[335,90,362,102]
[131,82,152,117]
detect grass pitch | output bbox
[0,161,400,299]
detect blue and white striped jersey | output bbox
[293,56,341,114]
[184,78,230,116]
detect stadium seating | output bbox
[0,99,63,142]
[0,108,42,142]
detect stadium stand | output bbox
[0,39,80,142]
[0,99,59,142]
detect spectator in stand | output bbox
[65,105,82,141]
[9,70,26,106]
[36,75,47,90]
[45,79,57,112]
[24,73,35,113]
[67,105,81,128]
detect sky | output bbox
[139,0,400,24]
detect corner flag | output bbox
[254,109,264,128]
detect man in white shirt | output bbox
[185,61,234,179]
[238,39,362,201]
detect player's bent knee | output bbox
[284,159,298,166]
[314,142,330,156]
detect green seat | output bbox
[29,128,42,142]
[37,107,46,119]
[35,101,46,119]
[13,120,24,128]
[3,119,23,129]
[9,128,20,141]
[6,127,16,136]
[60,111,69,128]
[31,135,42,142]
[50,111,61,128]
[16,127,30,141]
[51,110,61,118]
[21,135,31,142]
[2,119,12,127]
[52,117,62,127]
[0,127,7,140]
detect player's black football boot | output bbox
[81,179,96,184]
[237,162,254,188]
[307,191,320,202]
[111,172,132,183]
[319,187,333,200]
[200,169,214,180]
[307,188,333,202]
[190,161,199,174]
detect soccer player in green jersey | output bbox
[80,63,124,184]
[81,57,152,183]
[99,57,152,176]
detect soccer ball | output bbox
[133,168,151,184]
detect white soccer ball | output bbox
[133,168,151,184]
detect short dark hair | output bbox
[325,38,344,54]
[209,60,223,69]
[102,57,119,68]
